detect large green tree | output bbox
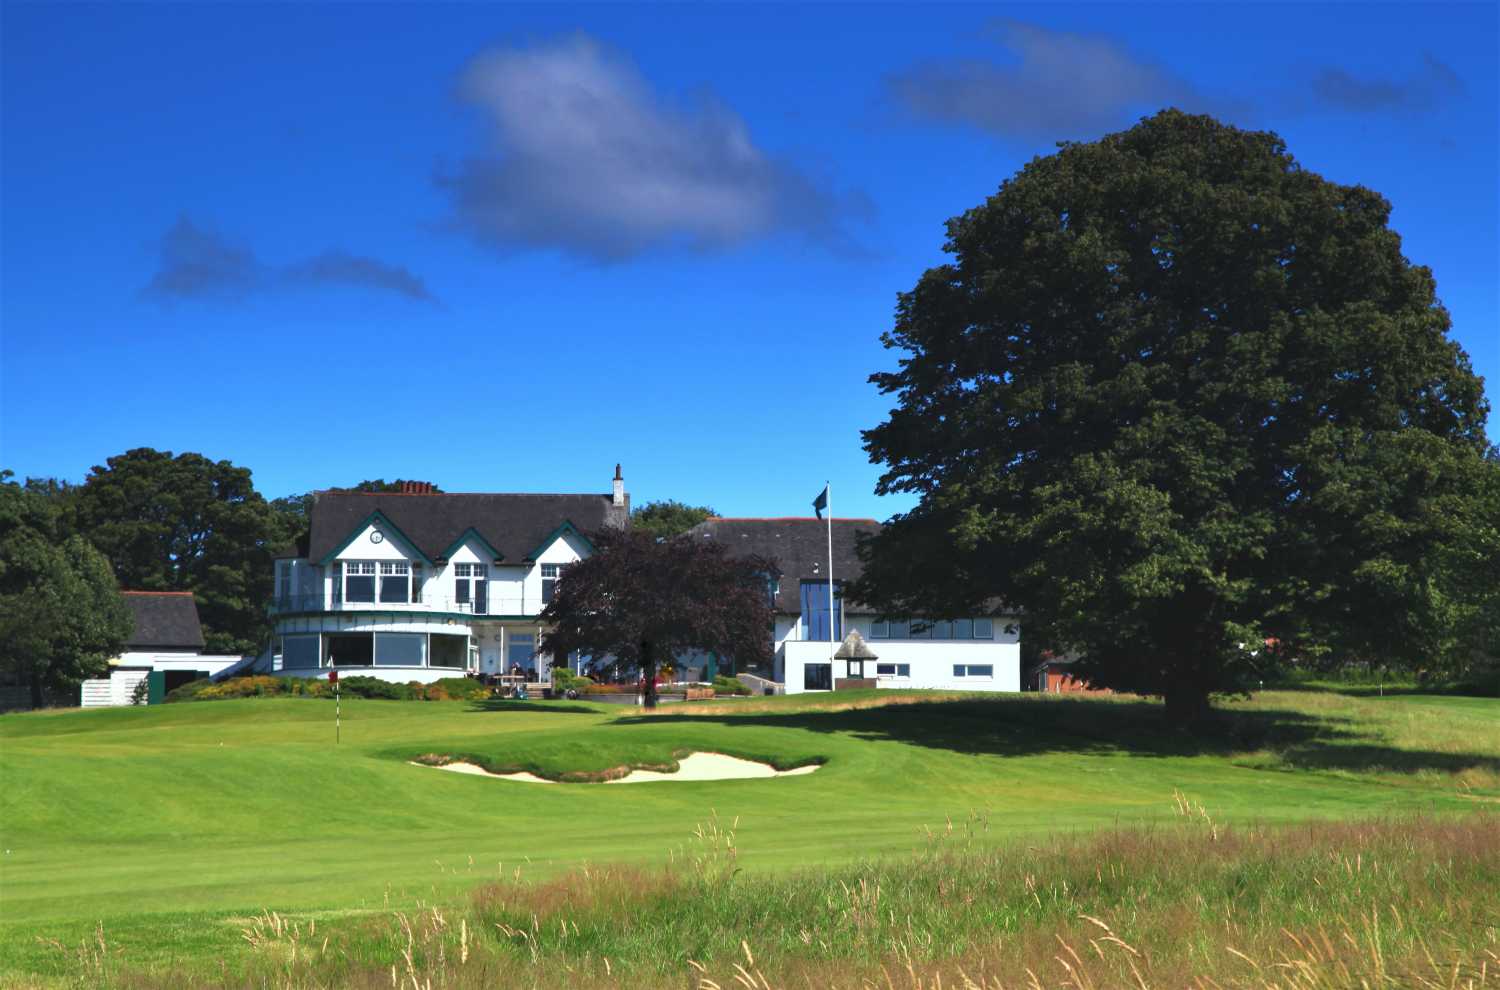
[0,474,131,707]
[857,110,1492,724]
[69,449,290,654]
[629,499,718,539]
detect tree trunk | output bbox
[1163,685,1213,730]
[641,640,658,710]
[29,669,44,710]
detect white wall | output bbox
[80,669,149,708]
[115,652,241,674]
[781,638,1021,694]
[278,665,465,685]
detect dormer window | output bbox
[541,563,568,604]
[379,562,410,603]
[455,563,487,614]
[345,562,377,602]
[343,561,409,604]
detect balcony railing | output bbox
[269,593,534,616]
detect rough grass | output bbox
[29,812,1500,988]
[2,686,1497,986]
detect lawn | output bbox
[1,686,1496,985]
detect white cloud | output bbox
[890,20,1220,141]
[439,35,865,260]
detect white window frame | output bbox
[344,561,378,602]
[378,561,410,604]
[455,563,487,611]
[541,562,569,604]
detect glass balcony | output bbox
[268,593,533,616]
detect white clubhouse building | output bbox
[688,517,1021,693]
[270,470,629,683]
[267,470,1019,694]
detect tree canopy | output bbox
[0,473,131,706]
[856,110,1493,724]
[68,448,291,654]
[538,528,773,707]
[629,499,718,539]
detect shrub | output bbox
[337,676,414,700]
[164,678,212,702]
[551,669,593,691]
[422,677,489,702]
[193,676,293,701]
[713,674,751,696]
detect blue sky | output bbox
[3,2,1495,521]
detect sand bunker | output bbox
[416,761,555,783]
[606,752,820,783]
[413,752,819,784]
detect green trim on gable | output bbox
[316,510,434,566]
[441,527,505,563]
[525,520,594,562]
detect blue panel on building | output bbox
[800,580,843,642]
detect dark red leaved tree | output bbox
[538,528,774,708]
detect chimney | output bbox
[612,464,625,508]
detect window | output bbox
[878,618,992,640]
[379,561,410,603]
[541,563,569,604]
[375,632,425,666]
[803,663,832,691]
[876,663,911,677]
[344,561,376,602]
[277,561,292,604]
[507,632,535,672]
[282,635,320,669]
[953,664,994,678]
[845,659,865,679]
[455,563,487,613]
[800,581,842,641]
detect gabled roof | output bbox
[306,491,626,566]
[318,509,433,565]
[122,592,206,651]
[686,517,881,614]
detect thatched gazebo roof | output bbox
[833,630,878,661]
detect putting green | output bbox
[1,688,1495,978]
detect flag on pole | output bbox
[812,484,829,520]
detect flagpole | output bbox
[826,482,834,680]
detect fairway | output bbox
[2,688,1496,982]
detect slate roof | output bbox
[122,592,206,651]
[305,491,628,564]
[686,517,881,614]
